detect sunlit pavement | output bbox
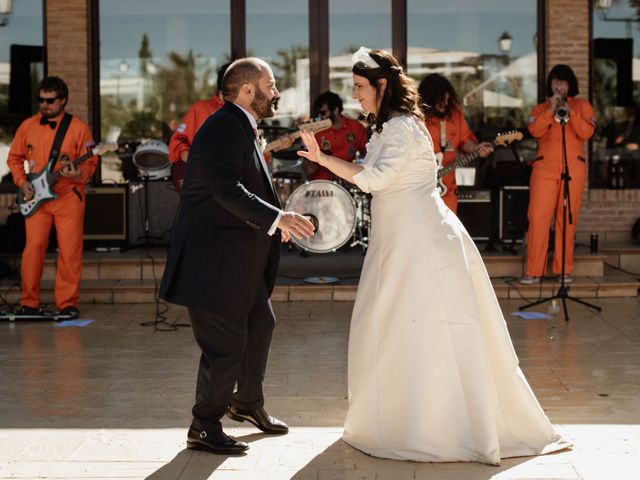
[1,298,639,479]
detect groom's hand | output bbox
[278,212,315,240]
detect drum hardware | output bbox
[348,186,371,253]
[131,140,171,246]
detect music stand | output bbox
[519,118,601,321]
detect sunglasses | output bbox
[37,96,59,104]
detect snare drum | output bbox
[285,180,356,253]
[133,140,171,180]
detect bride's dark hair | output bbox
[352,49,423,133]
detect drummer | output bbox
[305,91,367,181]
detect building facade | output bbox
[0,0,638,242]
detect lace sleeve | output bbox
[352,117,413,193]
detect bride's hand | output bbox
[297,130,323,164]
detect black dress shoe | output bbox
[186,426,248,455]
[227,406,289,435]
[16,305,43,316]
[57,306,79,319]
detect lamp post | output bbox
[497,31,512,124]
[0,0,13,27]
[116,60,129,105]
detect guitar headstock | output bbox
[298,119,332,133]
[494,130,523,147]
[92,142,119,156]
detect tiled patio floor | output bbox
[1,298,639,479]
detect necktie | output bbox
[40,117,57,129]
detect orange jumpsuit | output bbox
[526,97,595,277]
[169,95,224,163]
[313,115,367,180]
[7,113,97,310]
[425,106,477,213]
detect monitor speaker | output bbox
[456,189,493,241]
[499,186,529,242]
[84,186,127,244]
[127,179,179,246]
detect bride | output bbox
[297,47,570,465]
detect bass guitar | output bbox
[436,130,523,196]
[17,142,118,217]
[170,118,332,192]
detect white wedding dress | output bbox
[343,115,569,465]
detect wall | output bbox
[45,0,92,123]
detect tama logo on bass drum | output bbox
[304,189,334,198]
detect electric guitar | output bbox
[435,130,523,197]
[17,142,118,217]
[170,118,332,192]
[263,118,332,154]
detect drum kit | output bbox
[271,153,371,254]
[119,132,372,254]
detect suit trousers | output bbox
[188,281,276,432]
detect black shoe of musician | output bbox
[186,426,249,455]
[16,305,43,316]
[227,406,289,435]
[57,306,79,319]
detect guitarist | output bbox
[306,91,367,181]
[418,74,493,213]
[6,76,98,319]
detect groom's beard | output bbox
[252,87,278,118]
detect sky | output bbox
[3,1,640,71]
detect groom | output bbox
[159,57,314,455]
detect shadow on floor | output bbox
[146,432,267,480]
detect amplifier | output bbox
[499,186,529,242]
[456,189,493,241]
[84,186,127,243]
[127,179,179,246]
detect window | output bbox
[592,0,640,188]
[408,1,537,134]
[329,0,391,117]
[246,0,309,125]
[407,1,538,187]
[99,0,230,183]
[0,0,44,186]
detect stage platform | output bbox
[1,241,638,304]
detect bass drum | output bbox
[285,180,356,253]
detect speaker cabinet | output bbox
[84,187,127,243]
[456,189,493,241]
[499,186,529,242]
[127,179,179,246]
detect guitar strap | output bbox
[46,112,73,172]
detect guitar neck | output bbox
[437,140,497,179]
[264,131,302,154]
[48,150,94,184]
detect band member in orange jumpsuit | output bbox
[418,74,493,213]
[169,63,230,165]
[7,76,98,318]
[521,65,596,284]
[306,91,367,181]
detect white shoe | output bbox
[519,275,541,285]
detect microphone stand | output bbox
[520,115,601,321]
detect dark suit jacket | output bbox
[159,102,282,319]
